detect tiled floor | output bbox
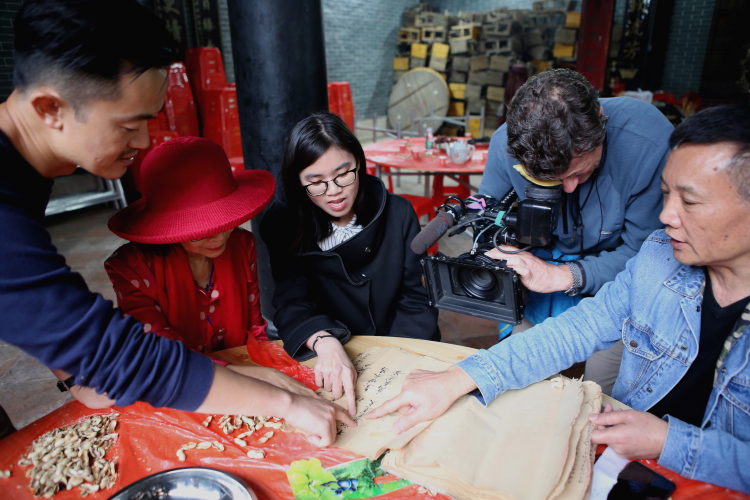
[0,129,581,431]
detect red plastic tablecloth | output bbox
[594,444,749,500]
[1,338,747,500]
[0,401,448,500]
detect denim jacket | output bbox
[457,230,750,493]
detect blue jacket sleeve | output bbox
[456,241,634,404]
[0,204,213,410]
[659,416,750,493]
[478,125,515,199]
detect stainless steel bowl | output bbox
[107,467,258,500]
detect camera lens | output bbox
[456,265,503,301]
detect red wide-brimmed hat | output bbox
[108,137,275,244]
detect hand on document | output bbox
[365,365,477,434]
[590,403,669,459]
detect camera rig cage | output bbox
[420,185,562,325]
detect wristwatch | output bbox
[564,262,582,297]
[56,375,76,392]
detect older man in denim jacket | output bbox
[368,104,750,493]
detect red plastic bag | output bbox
[0,401,446,500]
[0,343,438,499]
[245,340,318,391]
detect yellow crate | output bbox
[432,42,450,59]
[553,43,576,58]
[449,101,465,116]
[411,43,429,59]
[393,57,409,71]
[566,12,581,28]
[468,117,481,138]
[449,83,466,99]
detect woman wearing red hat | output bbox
[104,137,314,395]
[261,113,439,416]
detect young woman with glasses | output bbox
[261,112,439,416]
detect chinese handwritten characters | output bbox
[325,347,450,460]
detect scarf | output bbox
[151,232,250,351]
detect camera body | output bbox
[420,184,562,325]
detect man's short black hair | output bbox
[505,69,607,180]
[670,104,750,201]
[13,0,177,115]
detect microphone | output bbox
[411,210,455,254]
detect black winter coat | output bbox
[260,175,440,360]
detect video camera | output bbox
[411,184,563,325]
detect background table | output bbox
[363,138,486,199]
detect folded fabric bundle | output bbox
[332,347,602,500]
[382,379,602,500]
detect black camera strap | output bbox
[558,134,608,259]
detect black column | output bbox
[227,0,328,335]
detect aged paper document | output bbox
[381,378,586,500]
[327,346,451,459]
[330,347,601,500]
[550,381,602,500]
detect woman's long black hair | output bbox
[281,112,374,252]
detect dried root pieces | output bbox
[17,413,120,498]
[417,485,438,497]
[176,414,282,462]
[258,431,274,444]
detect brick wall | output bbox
[661,0,716,97]
[432,0,532,12]
[0,1,22,102]
[322,0,537,117]
[322,0,415,118]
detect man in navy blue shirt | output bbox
[0,0,353,444]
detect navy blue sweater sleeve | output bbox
[0,153,213,411]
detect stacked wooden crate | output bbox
[396,12,452,77]
[393,3,581,130]
[529,0,578,62]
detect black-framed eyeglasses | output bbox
[302,168,358,197]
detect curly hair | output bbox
[505,69,608,180]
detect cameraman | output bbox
[480,70,673,393]
[368,104,750,493]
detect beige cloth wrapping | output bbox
[330,347,602,500]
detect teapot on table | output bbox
[445,140,476,164]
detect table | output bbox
[363,138,487,199]
[2,338,746,500]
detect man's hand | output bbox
[306,332,357,416]
[227,365,320,399]
[69,385,116,409]
[365,366,477,434]
[284,393,357,447]
[485,246,573,293]
[589,404,668,459]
